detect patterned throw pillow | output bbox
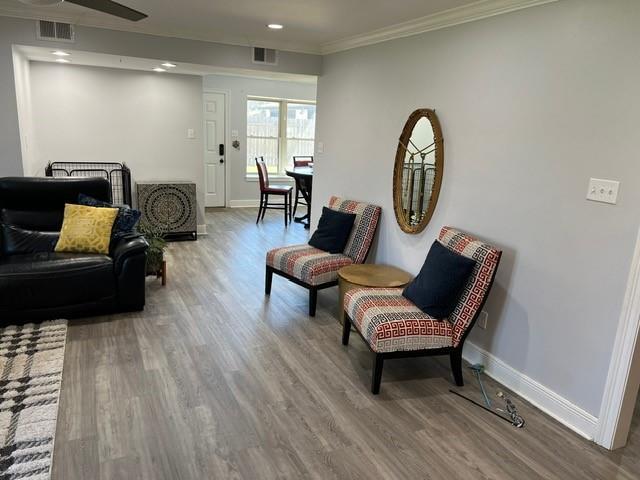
[77,194,141,240]
[54,203,118,254]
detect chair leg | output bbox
[265,266,273,295]
[284,192,288,227]
[261,194,268,220]
[256,193,264,224]
[289,191,293,222]
[371,353,384,394]
[293,187,300,218]
[309,288,317,316]
[342,315,351,345]
[450,349,464,386]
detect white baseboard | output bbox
[463,341,598,440]
[197,224,207,235]
[229,199,260,208]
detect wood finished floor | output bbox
[52,207,640,479]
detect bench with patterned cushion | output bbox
[265,196,381,316]
[342,226,502,394]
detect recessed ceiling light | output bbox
[55,58,70,63]
[161,62,177,68]
[52,50,70,57]
[153,67,166,72]
[267,24,283,30]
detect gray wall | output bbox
[202,74,317,204]
[29,62,206,224]
[0,15,322,177]
[313,0,640,416]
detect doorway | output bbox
[204,92,226,207]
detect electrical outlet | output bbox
[477,310,488,329]
[586,178,619,204]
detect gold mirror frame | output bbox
[392,108,444,234]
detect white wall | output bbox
[314,0,640,423]
[203,74,316,205]
[11,49,37,176]
[0,15,322,178]
[29,62,206,224]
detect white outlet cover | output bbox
[586,178,619,205]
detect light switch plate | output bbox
[187,128,195,139]
[586,178,619,204]
[317,141,324,154]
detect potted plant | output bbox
[138,221,168,285]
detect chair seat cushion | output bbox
[345,288,453,353]
[266,244,353,286]
[265,185,293,193]
[0,252,116,311]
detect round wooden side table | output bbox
[337,264,413,324]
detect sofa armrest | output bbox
[111,234,148,275]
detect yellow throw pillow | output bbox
[55,203,119,254]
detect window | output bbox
[247,98,316,175]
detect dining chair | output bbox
[256,157,293,226]
[342,226,502,394]
[265,196,381,316]
[292,156,313,218]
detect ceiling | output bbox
[0,0,555,54]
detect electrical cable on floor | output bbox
[450,364,525,429]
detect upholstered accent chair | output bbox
[342,226,502,394]
[265,196,381,316]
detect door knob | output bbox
[219,159,225,164]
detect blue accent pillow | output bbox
[308,207,356,254]
[77,193,141,240]
[402,240,476,319]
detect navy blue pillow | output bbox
[77,193,141,240]
[308,207,356,254]
[402,240,476,319]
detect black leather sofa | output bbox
[0,177,148,321]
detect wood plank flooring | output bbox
[52,207,640,479]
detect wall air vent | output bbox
[252,47,278,66]
[36,20,75,42]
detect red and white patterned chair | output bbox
[342,226,502,394]
[265,196,381,316]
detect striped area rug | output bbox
[0,320,67,480]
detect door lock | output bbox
[219,159,225,164]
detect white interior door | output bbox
[204,93,226,207]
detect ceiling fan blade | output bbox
[67,0,147,21]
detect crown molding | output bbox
[320,0,560,54]
[0,8,323,55]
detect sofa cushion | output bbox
[0,252,116,310]
[344,288,453,353]
[402,240,476,319]
[308,207,356,254]
[266,244,353,286]
[1,224,59,256]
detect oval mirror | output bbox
[393,109,443,234]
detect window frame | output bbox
[246,96,316,178]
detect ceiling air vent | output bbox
[252,47,278,66]
[36,20,75,42]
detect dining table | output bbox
[285,165,313,229]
